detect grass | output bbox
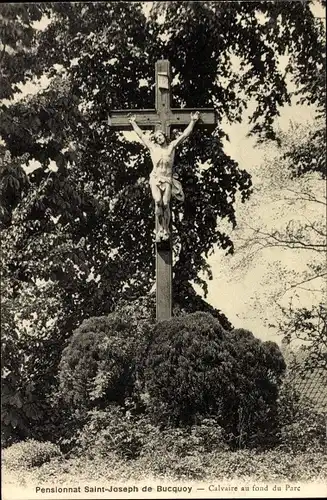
[3,449,327,488]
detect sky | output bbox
[203,102,322,343]
[5,1,326,345]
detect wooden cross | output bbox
[108,60,217,322]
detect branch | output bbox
[296,286,326,292]
[240,223,326,253]
[282,272,327,294]
[301,216,326,237]
[284,187,327,206]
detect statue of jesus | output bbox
[128,111,200,242]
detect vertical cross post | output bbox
[155,60,172,322]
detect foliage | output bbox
[1,273,66,445]
[282,123,326,179]
[279,304,327,371]
[58,312,152,411]
[276,380,326,452]
[115,295,156,323]
[2,439,62,470]
[143,312,286,447]
[224,3,326,361]
[138,447,327,482]
[117,292,233,330]
[69,408,228,462]
[68,407,148,460]
[290,0,326,170]
[0,1,324,447]
[0,4,47,100]
[141,416,228,456]
[0,149,30,227]
[57,311,287,452]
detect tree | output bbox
[1,1,324,297]
[279,304,326,371]
[226,116,326,370]
[0,4,46,101]
[0,1,324,440]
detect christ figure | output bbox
[128,111,200,242]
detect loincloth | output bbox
[149,172,184,202]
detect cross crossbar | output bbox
[108,108,216,130]
[108,110,158,129]
[168,108,216,126]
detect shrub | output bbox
[68,406,155,460]
[143,312,286,447]
[2,439,62,470]
[58,312,152,411]
[68,409,227,464]
[141,417,228,457]
[276,380,326,452]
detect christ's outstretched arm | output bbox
[128,114,153,150]
[170,111,200,148]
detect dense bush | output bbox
[58,312,152,411]
[67,406,149,460]
[55,310,288,452]
[141,417,228,457]
[276,380,326,452]
[65,407,228,462]
[2,439,62,470]
[143,312,286,447]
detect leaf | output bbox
[9,392,23,409]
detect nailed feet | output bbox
[155,228,170,243]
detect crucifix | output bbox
[108,60,217,322]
